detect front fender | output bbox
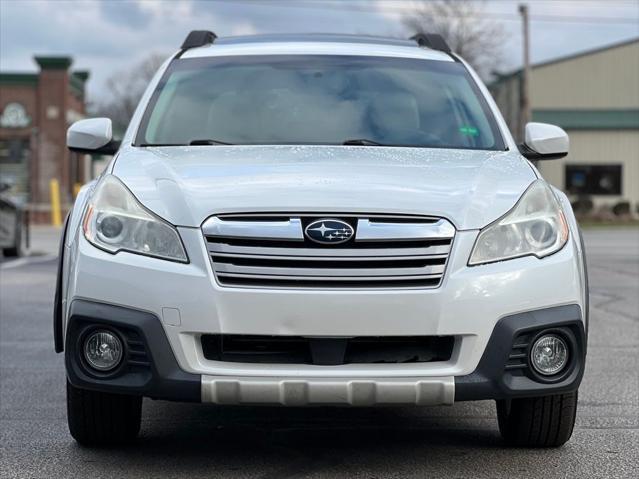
[66,180,96,248]
[54,180,96,353]
[553,186,589,333]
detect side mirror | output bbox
[67,118,120,155]
[519,122,569,160]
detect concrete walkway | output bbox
[0,225,61,264]
[27,224,63,257]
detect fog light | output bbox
[530,334,568,376]
[83,330,123,372]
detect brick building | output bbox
[0,56,89,222]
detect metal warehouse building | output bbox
[490,38,639,212]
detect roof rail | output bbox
[181,30,217,50]
[410,33,451,53]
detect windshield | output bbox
[136,55,505,150]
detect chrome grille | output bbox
[202,214,455,289]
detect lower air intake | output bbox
[201,334,455,365]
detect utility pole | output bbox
[519,3,531,142]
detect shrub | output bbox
[612,201,631,216]
[571,196,594,216]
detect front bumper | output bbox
[62,222,587,405]
[65,300,585,405]
[64,227,586,378]
[65,300,200,402]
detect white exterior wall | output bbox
[491,39,639,209]
[531,41,639,109]
[539,130,639,207]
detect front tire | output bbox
[496,391,578,447]
[66,381,142,446]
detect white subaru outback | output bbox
[56,31,588,447]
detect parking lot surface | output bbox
[1,229,637,478]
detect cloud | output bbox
[231,21,258,36]
[1,0,637,103]
[99,0,150,29]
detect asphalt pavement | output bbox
[1,228,637,478]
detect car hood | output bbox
[112,145,536,230]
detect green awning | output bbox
[532,109,639,130]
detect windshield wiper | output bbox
[189,139,234,145]
[342,138,386,146]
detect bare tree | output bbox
[92,54,166,135]
[403,0,505,79]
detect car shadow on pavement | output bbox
[67,400,506,477]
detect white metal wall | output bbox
[538,130,639,206]
[530,41,639,109]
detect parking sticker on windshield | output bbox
[459,126,479,136]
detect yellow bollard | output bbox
[73,182,82,198]
[50,179,62,227]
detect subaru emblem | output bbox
[304,219,354,245]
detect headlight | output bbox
[82,175,188,262]
[469,180,568,265]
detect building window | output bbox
[0,138,31,201]
[0,138,30,164]
[565,164,622,196]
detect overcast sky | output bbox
[1,0,638,104]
